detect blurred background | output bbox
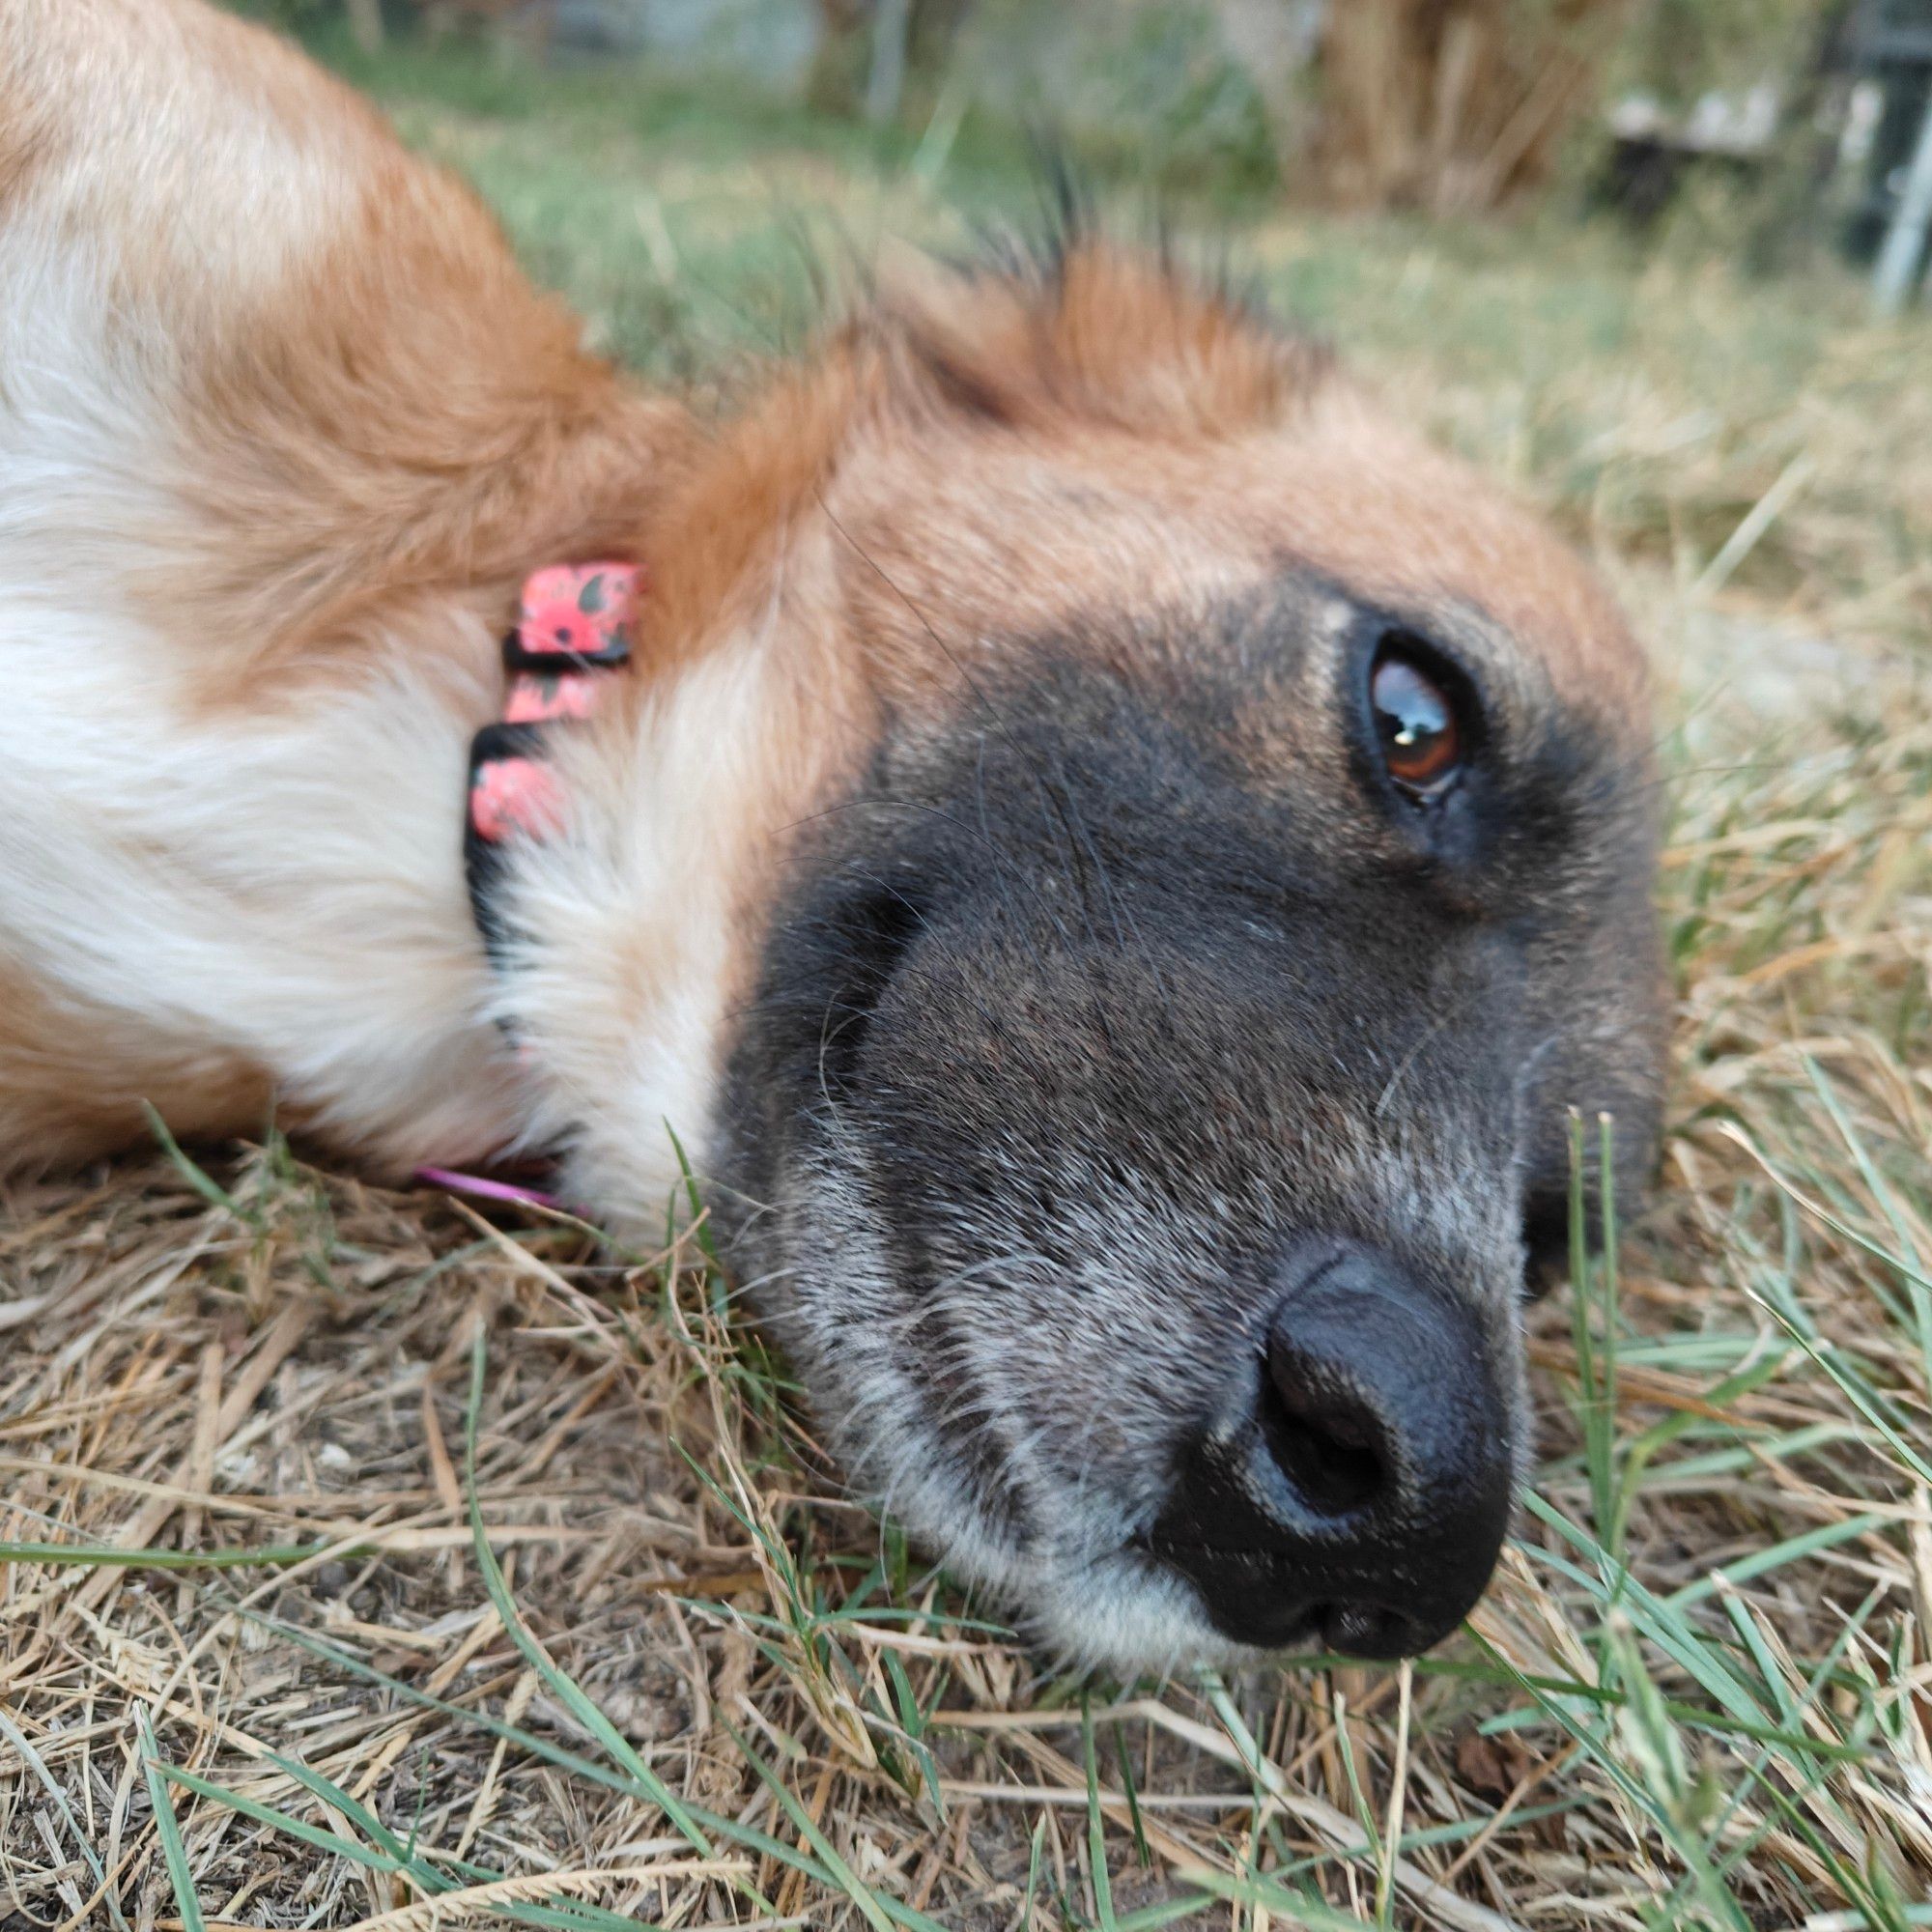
[252,0,1932,306]
[230,0,1931,663]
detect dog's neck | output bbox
[455,293,1353,1220]
[469,355,884,1227]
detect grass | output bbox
[4,17,1932,1931]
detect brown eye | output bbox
[1371,650,1462,794]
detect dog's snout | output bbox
[1150,1241,1513,1660]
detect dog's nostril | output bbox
[1318,1601,1418,1660]
[1259,1350,1387,1517]
[1148,1238,1513,1659]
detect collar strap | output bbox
[465,560,640,964]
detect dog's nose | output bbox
[1149,1240,1513,1659]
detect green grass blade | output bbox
[1170,1863,1376,1930]
[1081,1698,1119,1932]
[161,1762,648,1932]
[1112,1896,1222,1932]
[161,1762,420,1878]
[1463,1634,1754,1932]
[1022,1813,1045,1932]
[142,1101,255,1223]
[1110,1719,1151,1869]
[137,1712,207,1932]
[725,1722,950,1932]
[463,1325,716,1858]
[241,1609,867,1897]
[0,1703,114,1904]
[1660,1509,1892,1611]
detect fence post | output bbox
[1873,87,1932,315]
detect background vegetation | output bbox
[3,6,1931,1931]
[260,0,1891,226]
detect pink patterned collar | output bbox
[420,560,640,1214]
[462,560,640,963]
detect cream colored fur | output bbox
[0,0,740,1193]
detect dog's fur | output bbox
[0,0,1666,1666]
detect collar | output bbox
[463,559,640,965]
[422,561,640,1212]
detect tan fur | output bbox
[0,0,1647,1197]
[0,960,273,1164]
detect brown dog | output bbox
[0,0,1665,1666]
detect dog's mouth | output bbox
[1128,1535,1441,1659]
[1127,1536,1333,1649]
[733,1099,1527,1669]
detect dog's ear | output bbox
[885,241,1331,440]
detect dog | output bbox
[0,0,1666,1668]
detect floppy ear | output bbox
[887,241,1330,440]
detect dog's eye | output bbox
[1371,647,1462,796]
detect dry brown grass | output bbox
[7,627,1929,1931]
[1314,0,1632,213]
[6,34,1932,1931]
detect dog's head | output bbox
[535,240,1665,1670]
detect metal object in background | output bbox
[1873,83,1932,306]
[1599,86,1779,228]
[530,0,822,83]
[867,0,911,123]
[1841,0,1932,296]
